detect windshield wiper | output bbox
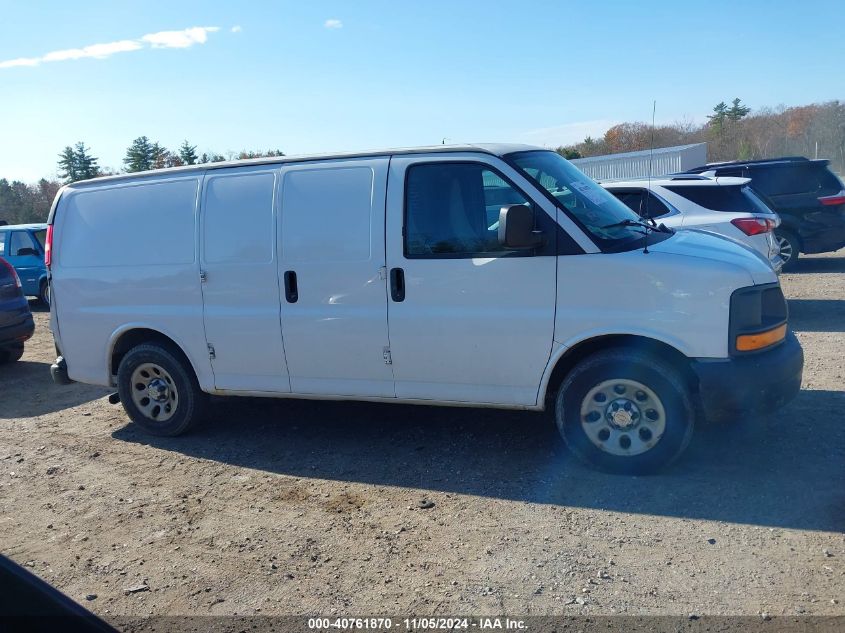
[602,218,644,230]
[602,218,673,234]
[601,217,674,255]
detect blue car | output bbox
[0,223,49,305]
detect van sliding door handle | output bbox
[389,267,405,302]
[284,270,298,303]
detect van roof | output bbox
[64,143,544,188]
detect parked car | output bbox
[601,175,782,271]
[684,157,845,270]
[0,223,50,304]
[46,144,803,474]
[0,256,35,364]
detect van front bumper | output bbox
[691,331,803,417]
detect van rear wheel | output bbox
[117,343,206,436]
[555,349,694,475]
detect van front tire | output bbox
[117,343,206,436]
[555,349,694,475]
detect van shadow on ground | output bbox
[0,359,109,418]
[113,385,845,533]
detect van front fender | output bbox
[537,329,695,408]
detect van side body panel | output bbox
[554,250,752,361]
[199,165,290,392]
[277,158,395,397]
[384,153,563,407]
[51,175,213,388]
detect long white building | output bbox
[571,143,707,181]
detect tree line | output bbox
[4,98,845,225]
[1,138,285,224]
[55,136,286,183]
[557,99,845,176]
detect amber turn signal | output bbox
[736,323,787,352]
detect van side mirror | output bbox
[17,247,39,257]
[498,204,544,249]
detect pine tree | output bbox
[57,146,78,183]
[150,142,171,169]
[178,140,198,165]
[708,101,729,131]
[727,98,751,122]
[74,142,100,180]
[57,142,100,182]
[123,136,155,172]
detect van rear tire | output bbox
[117,343,206,436]
[555,349,695,475]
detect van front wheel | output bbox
[117,343,206,436]
[555,350,694,475]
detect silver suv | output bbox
[601,175,782,271]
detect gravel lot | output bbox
[1,252,843,619]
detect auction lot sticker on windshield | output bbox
[570,180,607,205]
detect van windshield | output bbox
[506,150,646,248]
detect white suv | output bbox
[601,175,782,272]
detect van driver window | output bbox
[405,163,530,257]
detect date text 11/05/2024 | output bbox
[307,618,527,630]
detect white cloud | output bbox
[231,25,242,33]
[0,57,40,69]
[142,26,219,49]
[0,26,222,69]
[42,40,143,62]
[324,19,343,29]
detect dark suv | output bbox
[0,255,35,364]
[685,157,845,270]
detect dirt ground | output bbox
[1,252,844,620]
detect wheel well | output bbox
[110,328,193,376]
[543,335,698,407]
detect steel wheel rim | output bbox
[130,362,178,422]
[777,236,793,264]
[580,378,666,456]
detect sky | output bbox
[1,0,843,181]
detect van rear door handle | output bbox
[284,270,298,303]
[389,267,405,302]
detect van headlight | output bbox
[729,283,788,354]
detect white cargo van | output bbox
[46,145,803,473]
